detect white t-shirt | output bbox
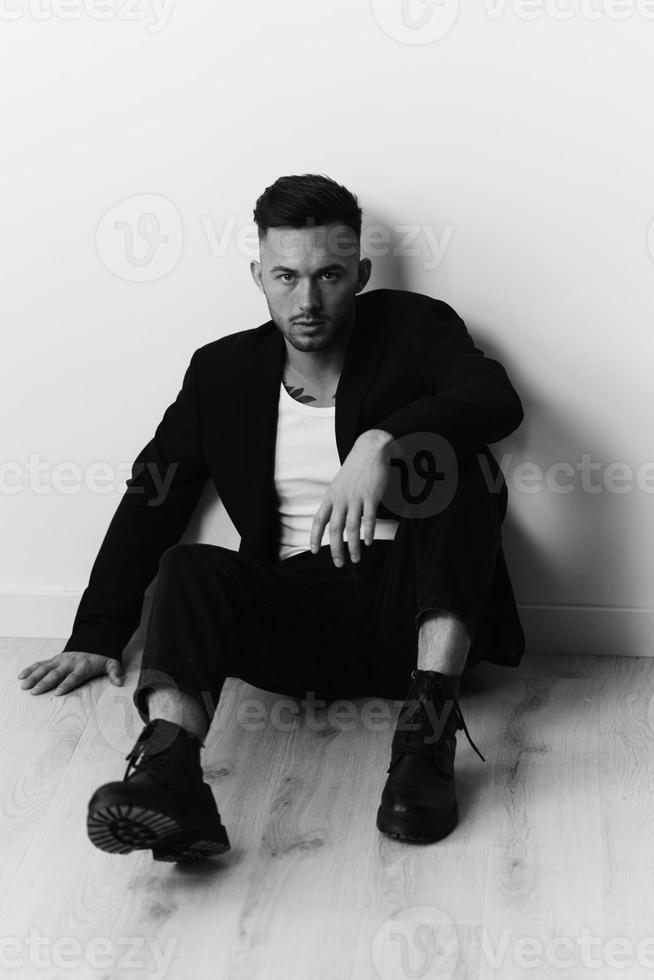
[274,381,399,561]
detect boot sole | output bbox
[376,804,459,843]
[87,801,230,862]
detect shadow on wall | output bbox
[475,326,644,657]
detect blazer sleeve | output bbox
[372,304,524,460]
[61,351,209,663]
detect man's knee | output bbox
[158,542,232,578]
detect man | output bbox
[18,174,525,862]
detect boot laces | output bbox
[447,696,486,763]
[400,669,486,764]
[122,720,200,780]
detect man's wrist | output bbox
[357,428,395,453]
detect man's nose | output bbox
[297,280,321,312]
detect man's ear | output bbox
[250,260,264,293]
[356,257,372,293]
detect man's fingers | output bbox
[105,660,124,686]
[362,501,378,546]
[17,660,45,680]
[20,662,55,689]
[20,652,118,696]
[329,508,347,566]
[53,669,87,696]
[345,502,363,564]
[30,666,70,696]
[310,501,332,554]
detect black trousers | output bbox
[133,456,504,728]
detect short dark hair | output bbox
[253,174,362,239]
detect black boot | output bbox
[87,718,230,862]
[376,669,485,843]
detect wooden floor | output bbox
[2,637,654,980]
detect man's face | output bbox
[251,222,371,353]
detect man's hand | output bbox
[310,428,395,566]
[17,651,124,696]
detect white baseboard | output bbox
[0,591,652,658]
[517,604,654,658]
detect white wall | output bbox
[2,0,654,655]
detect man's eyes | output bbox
[278,272,339,282]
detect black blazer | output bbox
[63,288,525,666]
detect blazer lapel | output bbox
[334,309,385,461]
[236,326,285,550]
